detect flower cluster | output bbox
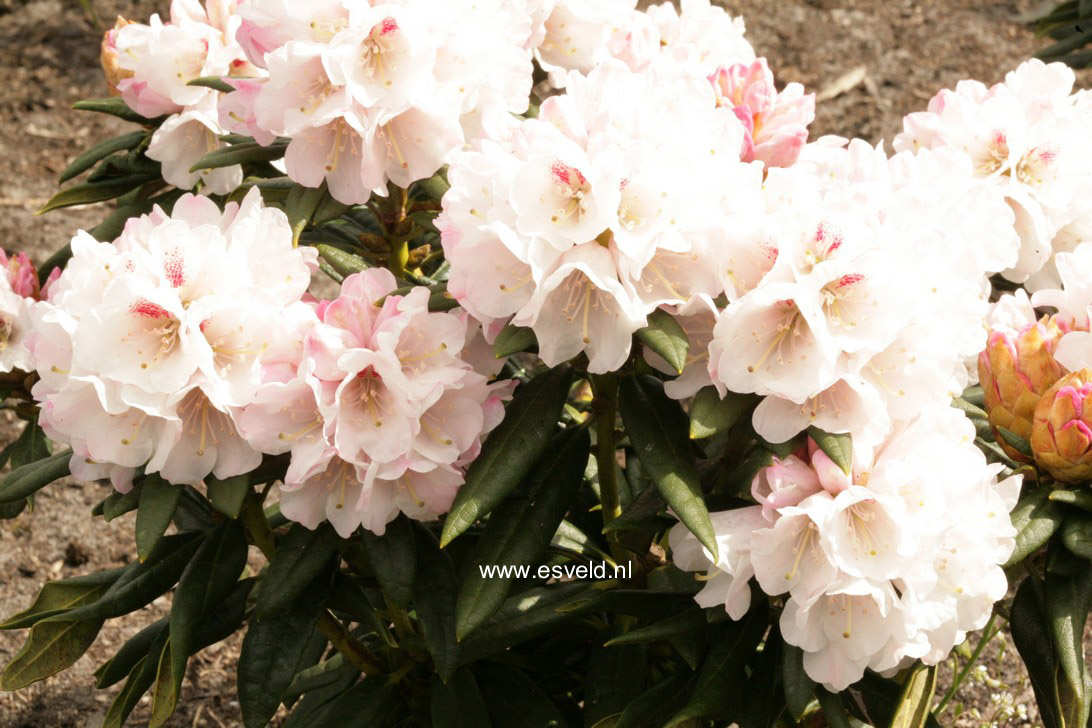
[671,407,1020,690]
[218,0,537,204]
[103,0,258,193]
[0,250,52,374]
[895,59,1092,288]
[236,268,512,536]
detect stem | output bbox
[239,491,384,676]
[935,613,1000,715]
[590,373,621,526]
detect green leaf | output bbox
[781,643,816,722]
[738,629,783,728]
[59,131,147,183]
[1,568,125,629]
[441,365,573,546]
[238,559,335,728]
[997,426,1034,459]
[604,607,706,646]
[360,515,416,608]
[1011,575,1063,728]
[636,309,689,374]
[1006,487,1066,567]
[476,662,566,728]
[136,474,182,562]
[284,653,351,701]
[844,672,941,728]
[431,669,492,728]
[11,419,51,470]
[666,602,769,725]
[94,617,166,689]
[493,323,538,358]
[152,520,248,726]
[950,396,988,420]
[102,632,166,728]
[807,426,852,473]
[72,97,163,124]
[615,673,691,728]
[285,183,329,245]
[416,171,451,201]
[281,663,361,728]
[890,663,938,728]
[258,522,342,619]
[816,688,852,728]
[1045,569,1092,728]
[0,618,103,689]
[414,525,459,681]
[36,174,160,214]
[206,473,251,519]
[187,75,235,93]
[0,450,70,504]
[102,480,143,521]
[688,387,751,440]
[1063,511,1092,559]
[456,426,590,639]
[619,374,716,561]
[585,643,649,727]
[602,485,671,534]
[316,243,369,277]
[1050,489,1092,513]
[190,141,288,172]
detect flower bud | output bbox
[978,315,1067,461]
[1031,368,1092,482]
[101,16,134,96]
[0,250,40,300]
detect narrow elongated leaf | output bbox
[1011,576,1062,728]
[316,244,369,277]
[95,617,166,689]
[781,643,815,722]
[60,131,147,183]
[1046,569,1092,728]
[441,365,573,546]
[0,618,103,689]
[476,662,566,728]
[688,387,751,440]
[493,323,538,358]
[456,427,590,639]
[206,473,250,518]
[997,427,1033,459]
[414,526,459,681]
[807,426,852,473]
[11,419,51,470]
[360,515,416,608]
[2,568,125,629]
[585,643,649,727]
[739,630,783,728]
[615,673,691,728]
[72,97,163,124]
[285,654,351,700]
[153,521,248,725]
[604,607,706,646]
[890,663,938,728]
[1050,488,1092,513]
[431,669,492,728]
[285,183,328,245]
[1006,488,1066,567]
[187,75,235,93]
[239,560,335,728]
[816,688,852,728]
[189,141,288,171]
[619,374,716,560]
[136,474,182,562]
[636,309,689,374]
[102,480,143,521]
[307,678,398,727]
[103,632,165,728]
[37,174,159,215]
[281,663,361,728]
[602,486,671,534]
[1063,511,1092,559]
[845,673,941,728]
[0,450,71,504]
[258,522,342,619]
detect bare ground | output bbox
[0,0,1082,725]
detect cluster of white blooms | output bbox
[29,190,316,490]
[236,268,512,537]
[219,0,538,204]
[671,407,1020,691]
[895,59,1092,290]
[103,0,259,194]
[0,251,51,374]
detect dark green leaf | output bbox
[190,141,288,172]
[258,522,342,619]
[585,643,648,727]
[281,661,361,728]
[360,515,416,608]
[781,643,815,722]
[493,323,538,358]
[309,678,399,728]
[103,643,162,728]
[950,397,988,420]
[0,618,103,689]
[602,485,671,534]
[844,672,941,728]
[636,309,689,374]
[0,450,71,504]
[457,583,592,664]
[94,617,166,689]
[414,525,459,681]
[2,568,125,630]
[187,75,235,93]
[416,171,450,201]
[688,387,751,440]
[1050,488,1092,513]
[316,243,369,277]
[619,374,716,560]
[807,426,852,473]
[206,473,250,519]
[998,427,1033,459]
[1063,511,1092,559]
[817,688,852,728]
[37,174,160,214]
[1010,576,1062,728]
[1045,569,1092,728]
[11,419,51,470]
[431,669,492,728]
[136,474,182,562]
[456,426,590,639]
[72,97,163,124]
[239,559,335,728]
[1006,487,1066,567]
[102,480,143,521]
[615,673,691,728]
[476,662,566,728]
[604,607,706,646]
[441,365,573,546]
[890,663,938,728]
[285,183,328,245]
[285,654,351,701]
[60,131,147,183]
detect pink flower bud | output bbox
[0,250,41,300]
[100,16,134,96]
[1032,369,1092,482]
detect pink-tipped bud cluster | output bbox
[1032,368,1092,482]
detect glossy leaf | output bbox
[615,673,691,728]
[431,669,492,728]
[136,474,182,562]
[94,617,166,689]
[414,526,459,681]
[493,323,538,358]
[998,427,1034,459]
[189,141,288,172]
[1006,487,1066,567]
[619,374,716,560]
[59,130,147,183]
[36,174,160,214]
[816,688,852,728]
[0,450,71,504]
[688,387,751,440]
[584,643,649,728]
[0,618,103,690]
[807,426,852,473]
[476,662,566,728]
[781,643,816,722]
[101,480,143,521]
[1011,576,1062,728]
[206,473,250,518]
[72,97,163,124]
[316,244,369,277]
[1,567,125,630]
[457,583,592,664]
[456,426,590,639]
[1063,511,1092,559]
[360,515,416,608]
[441,365,573,546]
[11,419,51,470]
[636,309,689,374]
[258,522,342,619]
[1046,569,1092,728]
[604,607,706,646]
[890,663,938,728]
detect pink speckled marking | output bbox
[163,250,185,288]
[130,300,172,319]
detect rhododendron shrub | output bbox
[2,1,1091,727]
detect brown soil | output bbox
[0,0,1081,726]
